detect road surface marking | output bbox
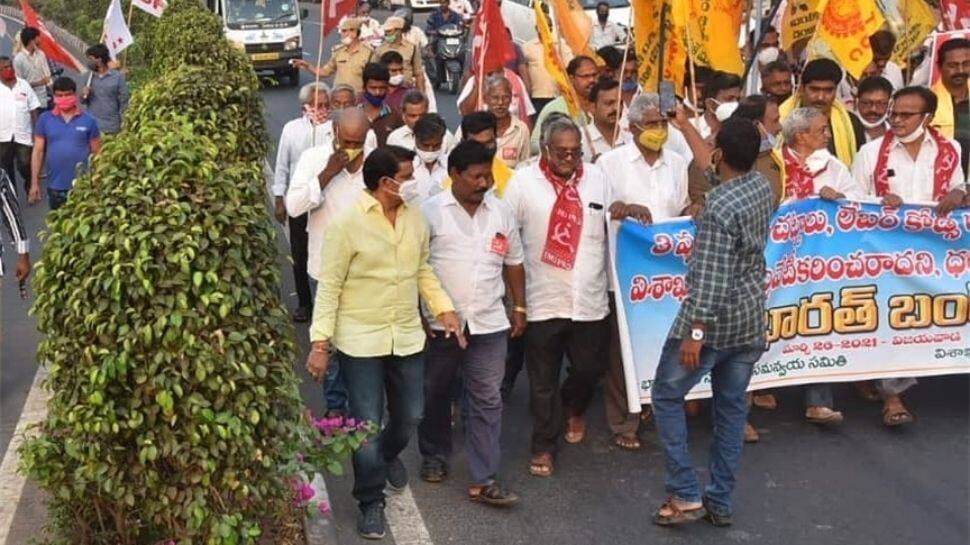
[0,366,49,545]
[386,485,434,545]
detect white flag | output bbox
[132,0,167,18]
[104,0,134,59]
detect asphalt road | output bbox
[2,4,969,545]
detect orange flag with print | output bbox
[815,0,886,79]
[551,0,602,63]
[781,0,823,50]
[632,0,664,89]
[535,0,581,117]
[689,0,745,75]
[663,0,688,90]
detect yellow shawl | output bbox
[932,80,955,139]
[779,97,858,167]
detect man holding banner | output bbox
[651,119,773,528]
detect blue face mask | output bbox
[759,133,777,152]
[362,91,384,107]
[621,80,638,93]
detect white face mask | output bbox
[805,148,829,173]
[858,113,888,129]
[341,36,354,46]
[757,46,780,66]
[389,74,405,86]
[714,101,739,122]
[416,147,441,164]
[896,114,929,144]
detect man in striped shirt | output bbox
[0,168,30,285]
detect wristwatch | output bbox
[690,328,705,341]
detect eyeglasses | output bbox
[547,147,583,161]
[887,111,925,121]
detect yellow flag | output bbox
[551,0,601,62]
[781,0,823,51]
[632,0,665,89]
[890,0,938,66]
[687,0,745,75]
[815,0,886,79]
[535,0,581,117]
[663,0,688,89]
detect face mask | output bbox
[389,74,405,87]
[416,147,441,164]
[859,113,887,129]
[757,47,780,66]
[53,95,78,112]
[638,126,668,151]
[88,61,101,72]
[804,149,829,173]
[363,91,385,107]
[621,80,638,93]
[714,101,739,122]
[343,147,363,164]
[0,68,14,81]
[385,33,398,44]
[759,133,777,153]
[598,14,608,22]
[896,115,929,144]
[341,36,354,46]
[381,176,409,199]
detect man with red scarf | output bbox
[777,107,865,205]
[850,86,967,427]
[503,113,610,478]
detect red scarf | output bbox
[872,125,960,202]
[539,157,584,270]
[782,145,827,200]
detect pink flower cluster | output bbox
[312,415,369,436]
[293,481,315,507]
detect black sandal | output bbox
[420,459,447,483]
[653,497,706,526]
[469,482,519,507]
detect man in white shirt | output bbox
[866,31,905,91]
[286,108,371,417]
[850,86,967,428]
[417,139,525,505]
[12,28,50,109]
[403,113,450,204]
[503,114,610,478]
[482,75,531,168]
[0,55,40,194]
[387,90,456,151]
[274,82,330,322]
[589,2,625,50]
[597,93,689,450]
[584,79,631,161]
[855,76,892,143]
[778,107,865,204]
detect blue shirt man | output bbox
[29,76,101,210]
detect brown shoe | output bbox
[806,406,844,426]
[752,393,777,411]
[744,423,760,443]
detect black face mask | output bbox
[597,13,608,22]
[771,92,792,104]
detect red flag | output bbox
[323,0,357,36]
[471,0,517,75]
[18,0,83,72]
[940,0,970,30]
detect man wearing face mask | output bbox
[417,139,525,505]
[744,26,782,96]
[359,63,404,147]
[405,113,451,204]
[779,58,867,167]
[379,51,413,113]
[651,119,773,528]
[589,1,625,50]
[620,54,639,106]
[80,44,129,136]
[850,86,966,428]
[697,71,743,141]
[292,18,373,93]
[597,94,690,450]
[287,108,371,419]
[0,55,40,195]
[373,17,426,94]
[582,79,631,161]
[306,145,464,540]
[503,114,611,478]
[776,107,864,205]
[387,91,456,151]
[531,56,600,153]
[759,60,793,105]
[855,76,892,142]
[273,82,330,323]
[29,77,101,210]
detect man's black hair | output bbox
[363,146,414,190]
[448,140,496,175]
[716,118,760,173]
[590,78,619,103]
[732,95,769,123]
[460,111,498,139]
[857,76,893,98]
[800,58,842,86]
[869,30,897,58]
[703,71,742,101]
[414,113,447,141]
[20,27,40,47]
[760,59,792,78]
[597,46,623,70]
[893,85,938,114]
[379,50,405,66]
[362,62,390,84]
[52,76,76,93]
[937,38,970,67]
[402,89,428,108]
[86,44,111,65]
[566,55,596,76]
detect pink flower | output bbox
[295,452,304,463]
[346,418,357,428]
[317,501,332,516]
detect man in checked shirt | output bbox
[650,119,774,529]
[0,167,31,290]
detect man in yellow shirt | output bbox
[306,146,465,540]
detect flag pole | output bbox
[551,1,597,151]
[611,7,634,147]
[120,0,135,69]
[683,9,701,129]
[312,0,326,147]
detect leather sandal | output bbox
[469,482,519,506]
[564,414,586,444]
[653,497,706,526]
[528,452,554,477]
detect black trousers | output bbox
[0,140,31,193]
[524,317,610,455]
[288,212,312,309]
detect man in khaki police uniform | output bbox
[373,16,426,94]
[294,18,373,92]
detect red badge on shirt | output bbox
[490,232,509,257]
[502,147,517,161]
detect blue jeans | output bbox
[339,350,425,508]
[323,353,347,412]
[651,338,764,516]
[47,188,69,210]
